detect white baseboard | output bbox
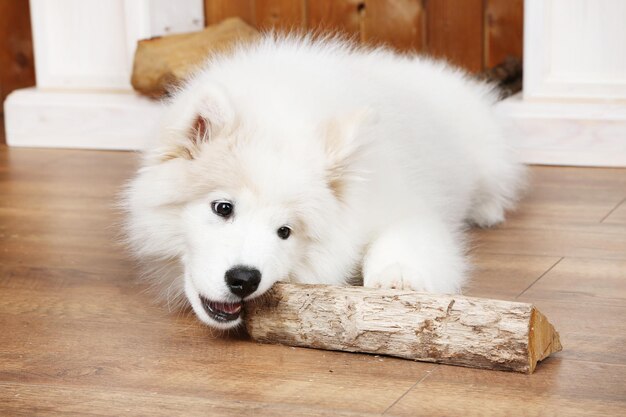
[5,89,626,167]
[4,88,164,151]
[495,93,626,167]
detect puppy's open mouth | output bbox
[199,295,242,322]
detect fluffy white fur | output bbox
[123,35,525,329]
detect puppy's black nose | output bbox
[225,266,261,298]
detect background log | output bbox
[131,17,259,98]
[245,283,562,374]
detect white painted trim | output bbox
[4,88,164,151]
[4,0,203,150]
[7,89,625,168]
[524,0,626,101]
[495,93,626,167]
[122,0,153,70]
[29,0,204,91]
[522,0,547,100]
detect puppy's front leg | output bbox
[362,216,467,294]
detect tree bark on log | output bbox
[245,283,562,374]
[131,18,259,98]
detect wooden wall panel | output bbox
[484,0,523,68]
[204,0,255,26]
[306,0,363,38]
[362,0,425,52]
[254,0,306,31]
[204,0,525,73]
[0,0,36,145]
[425,0,485,73]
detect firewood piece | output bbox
[475,55,523,98]
[245,283,562,374]
[131,18,260,98]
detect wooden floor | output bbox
[1,146,625,416]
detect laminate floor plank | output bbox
[386,360,626,417]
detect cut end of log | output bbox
[528,307,563,374]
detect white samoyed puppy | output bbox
[123,35,525,329]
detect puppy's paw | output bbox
[468,200,505,228]
[363,263,427,291]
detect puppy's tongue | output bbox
[211,301,242,314]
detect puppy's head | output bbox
[124,80,369,329]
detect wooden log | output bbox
[245,283,562,374]
[131,17,259,98]
[476,56,523,99]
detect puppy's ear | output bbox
[156,82,235,162]
[323,108,373,200]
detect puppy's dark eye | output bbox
[277,226,291,240]
[211,201,233,218]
